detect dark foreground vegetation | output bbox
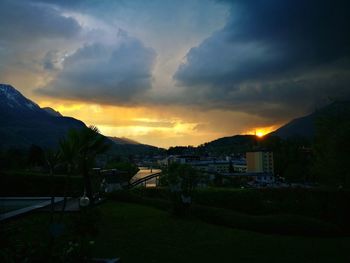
[1,103,350,262]
[108,187,350,236]
[0,171,84,197]
[2,201,350,263]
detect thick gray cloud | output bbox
[0,0,81,42]
[174,0,350,119]
[38,31,157,104]
[0,0,83,89]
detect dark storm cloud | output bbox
[42,50,62,71]
[38,31,157,104]
[0,0,81,41]
[174,0,350,118]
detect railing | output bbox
[128,172,162,189]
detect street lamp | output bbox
[79,190,90,207]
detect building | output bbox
[246,151,274,174]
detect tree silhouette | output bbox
[59,126,110,205]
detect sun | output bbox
[244,126,278,138]
[256,131,265,138]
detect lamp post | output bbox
[80,190,90,208]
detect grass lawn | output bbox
[2,201,350,262]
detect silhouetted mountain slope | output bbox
[191,102,350,155]
[108,136,140,145]
[0,84,85,149]
[108,136,165,156]
[42,107,62,117]
[270,101,350,139]
[197,135,257,155]
[0,84,165,155]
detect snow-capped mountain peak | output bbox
[0,84,40,111]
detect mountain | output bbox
[0,84,85,149]
[108,136,165,156]
[271,115,315,139]
[270,101,350,139]
[108,136,140,145]
[0,84,42,115]
[0,84,165,156]
[197,135,257,154]
[166,135,257,156]
[180,101,350,156]
[42,107,62,117]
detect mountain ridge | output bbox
[269,101,350,139]
[0,84,164,156]
[0,84,86,149]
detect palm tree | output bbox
[44,149,61,217]
[44,148,61,258]
[59,126,110,205]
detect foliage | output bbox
[312,102,350,187]
[0,206,101,262]
[166,135,257,156]
[198,135,258,155]
[259,135,313,181]
[167,145,197,155]
[165,163,200,195]
[2,202,350,262]
[59,126,110,203]
[161,163,201,213]
[105,158,139,179]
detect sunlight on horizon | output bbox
[38,100,282,148]
[244,126,279,138]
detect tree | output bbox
[163,163,200,215]
[105,158,139,182]
[59,126,110,204]
[260,135,312,182]
[313,102,350,187]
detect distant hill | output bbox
[270,101,350,139]
[0,84,86,149]
[108,136,165,156]
[183,101,350,155]
[198,135,257,154]
[166,135,258,156]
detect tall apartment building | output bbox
[246,151,274,174]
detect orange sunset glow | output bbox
[36,97,282,148]
[244,126,279,138]
[1,1,350,259]
[1,0,347,150]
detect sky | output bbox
[1,0,349,148]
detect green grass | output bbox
[2,201,350,262]
[106,190,344,236]
[130,186,350,232]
